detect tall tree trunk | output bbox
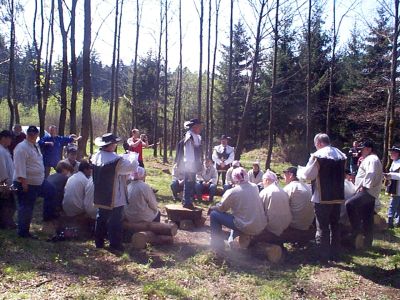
[57,0,68,135]
[6,0,16,130]
[197,0,204,120]
[235,0,266,159]
[265,0,280,170]
[205,0,212,157]
[177,0,183,143]
[326,0,336,136]
[210,0,221,153]
[226,0,233,135]
[383,0,399,170]
[113,0,124,135]
[108,0,119,132]
[78,0,92,157]
[69,0,78,134]
[131,0,140,129]
[306,0,312,153]
[163,0,168,163]
[170,72,179,157]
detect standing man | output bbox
[0,130,16,229]
[385,145,400,228]
[298,133,346,262]
[346,140,382,248]
[39,125,81,177]
[91,133,138,252]
[13,126,56,238]
[175,119,203,210]
[9,124,26,155]
[127,129,148,168]
[212,135,235,185]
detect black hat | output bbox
[220,134,231,140]
[94,133,122,147]
[389,145,400,153]
[26,125,39,134]
[184,118,203,129]
[283,166,298,177]
[358,140,374,150]
[66,144,78,153]
[0,130,12,138]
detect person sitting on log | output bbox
[223,160,241,192]
[62,160,93,218]
[254,170,292,244]
[195,158,218,202]
[248,161,264,191]
[61,144,80,174]
[212,135,235,185]
[170,163,184,201]
[283,167,314,231]
[47,161,74,213]
[125,166,161,224]
[208,167,267,251]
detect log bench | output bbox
[165,204,205,229]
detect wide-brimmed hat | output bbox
[358,140,374,150]
[389,145,400,153]
[283,166,297,177]
[184,118,203,129]
[220,134,231,140]
[94,133,122,147]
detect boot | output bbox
[388,217,394,229]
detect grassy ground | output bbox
[0,149,399,299]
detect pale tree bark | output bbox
[235,0,268,160]
[169,71,179,157]
[163,0,168,163]
[197,0,204,120]
[205,0,212,156]
[265,0,280,170]
[78,0,92,157]
[69,0,78,134]
[177,0,183,142]
[226,0,233,135]
[306,0,312,152]
[210,0,221,153]
[113,0,124,135]
[57,0,68,135]
[383,0,399,170]
[131,0,141,128]
[108,0,119,132]
[6,0,16,129]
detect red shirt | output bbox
[130,138,143,162]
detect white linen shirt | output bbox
[386,158,400,196]
[248,169,264,186]
[260,183,292,236]
[283,181,314,230]
[355,153,383,199]
[125,180,159,223]
[13,139,45,186]
[196,165,218,184]
[0,144,14,186]
[83,178,97,219]
[212,144,235,165]
[63,171,89,217]
[183,130,201,172]
[91,150,138,208]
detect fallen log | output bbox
[123,221,178,236]
[131,231,174,249]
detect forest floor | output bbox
[0,149,399,299]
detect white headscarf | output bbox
[262,169,278,183]
[131,166,146,180]
[232,167,249,184]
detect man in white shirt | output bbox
[125,167,160,223]
[63,160,93,218]
[170,163,184,201]
[92,133,138,252]
[212,135,235,185]
[384,146,400,228]
[0,130,16,229]
[223,160,241,192]
[195,158,218,202]
[346,140,383,248]
[248,161,264,191]
[297,133,346,262]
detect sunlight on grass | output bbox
[143,279,189,298]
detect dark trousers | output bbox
[183,172,196,206]
[314,203,341,260]
[345,190,375,246]
[0,193,16,229]
[95,206,124,249]
[14,180,57,237]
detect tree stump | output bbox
[193,216,206,227]
[123,221,178,236]
[165,204,204,228]
[179,219,194,230]
[265,243,283,263]
[130,231,174,249]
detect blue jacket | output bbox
[39,135,73,167]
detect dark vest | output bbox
[312,157,345,204]
[386,167,400,195]
[93,158,121,209]
[217,147,230,161]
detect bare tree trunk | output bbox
[197,0,204,120]
[170,72,179,157]
[108,0,119,132]
[131,0,140,129]
[383,0,399,170]
[205,0,212,157]
[163,0,168,163]
[235,0,267,159]
[226,0,233,136]
[6,0,16,130]
[306,0,312,153]
[57,0,68,135]
[78,0,92,157]
[113,0,124,135]
[177,0,183,143]
[210,0,221,152]
[326,0,336,136]
[69,0,78,134]
[265,0,279,170]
